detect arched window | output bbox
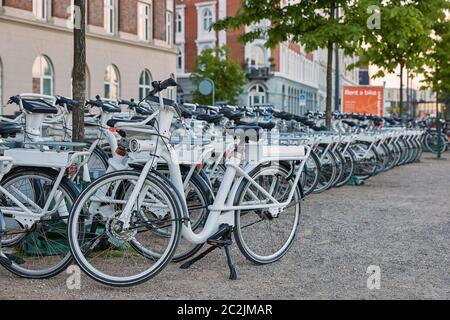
[248,84,266,106]
[104,64,120,99]
[250,46,265,66]
[32,55,54,96]
[0,57,3,106]
[139,69,152,100]
[176,13,183,33]
[202,9,213,31]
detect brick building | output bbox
[0,0,177,114]
[175,0,360,113]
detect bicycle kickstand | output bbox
[180,224,238,280]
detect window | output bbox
[139,69,152,100]
[138,2,151,41]
[33,0,49,20]
[104,65,120,99]
[32,56,54,96]
[248,84,266,106]
[177,48,184,72]
[104,0,116,34]
[68,0,87,30]
[202,9,213,31]
[166,11,173,45]
[176,13,183,33]
[250,46,265,66]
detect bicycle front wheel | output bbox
[234,163,302,265]
[68,170,183,287]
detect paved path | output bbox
[1,156,449,300]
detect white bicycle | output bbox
[0,144,88,279]
[67,78,311,287]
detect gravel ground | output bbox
[0,156,449,300]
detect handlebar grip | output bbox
[8,95,20,105]
[160,77,177,90]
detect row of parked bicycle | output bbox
[0,77,441,287]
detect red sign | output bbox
[343,86,384,117]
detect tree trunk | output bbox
[406,70,410,116]
[334,6,340,113]
[399,64,404,118]
[325,1,336,129]
[72,0,86,143]
[436,91,442,159]
[326,39,333,129]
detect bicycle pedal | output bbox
[206,224,232,245]
[4,253,25,265]
[207,239,232,247]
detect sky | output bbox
[369,65,427,90]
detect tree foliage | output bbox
[347,0,450,115]
[214,0,359,52]
[422,15,450,100]
[190,46,247,105]
[214,0,364,127]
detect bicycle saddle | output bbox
[102,103,122,113]
[179,105,194,119]
[351,114,366,121]
[383,117,397,125]
[312,125,328,132]
[273,112,294,121]
[292,115,309,124]
[107,119,140,128]
[343,120,356,127]
[304,120,316,127]
[195,113,224,124]
[0,122,22,138]
[236,120,276,131]
[11,96,58,114]
[220,109,244,121]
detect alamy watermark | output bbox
[66,265,81,290]
[366,265,381,290]
[66,5,82,30]
[367,5,381,30]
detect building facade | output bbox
[0,0,177,114]
[175,0,360,114]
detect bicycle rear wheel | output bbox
[335,148,356,187]
[352,142,379,180]
[301,150,321,196]
[313,146,337,193]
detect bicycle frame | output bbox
[116,92,311,245]
[0,149,89,228]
